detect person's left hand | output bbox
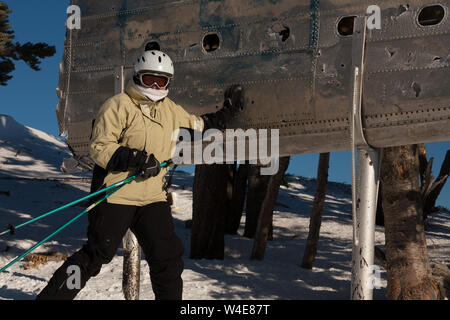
[139,154,161,179]
[223,84,245,117]
[201,84,245,130]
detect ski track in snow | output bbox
[0,114,449,300]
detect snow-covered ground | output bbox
[0,114,449,300]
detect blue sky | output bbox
[1,1,449,208]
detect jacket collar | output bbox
[126,80,158,105]
[125,81,163,124]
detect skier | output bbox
[36,49,244,300]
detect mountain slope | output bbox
[0,114,87,179]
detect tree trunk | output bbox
[251,157,290,260]
[122,230,141,300]
[223,163,236,234]
[416,145,449,219]
[244,164,272,239]
[190,164,227,260]
[381,145,435,299]
[301,153,330,269]
[417,144,428,186]
[423,149,450,218]
[375,182,385,226]
[226,163,249,235]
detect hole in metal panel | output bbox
[145,41,161,51]
[279,26,290,42]
[412,82,421,98]
[338,16,356,36]
[418,5,445,26]
[203,33,220,52]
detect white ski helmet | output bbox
[134,50,174,77]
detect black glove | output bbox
[202,84,245,130]
[138,153,161,179]
[106,147,147,172]
[106,147,160,179]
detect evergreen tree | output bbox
[0,1,55,86]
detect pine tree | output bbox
[0,1,55,86]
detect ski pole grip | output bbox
[7,224,15,235]
[161,159,173,168]
[161,159,174,168]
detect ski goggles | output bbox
[137,72,171,89]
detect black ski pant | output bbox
[36,201,184,300]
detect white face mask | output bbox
[134,82,169,102]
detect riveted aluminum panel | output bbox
[57,0,450,163]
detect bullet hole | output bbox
[279,26,290,42]
[386,47,396,58]
[412,82,421,98]
[145,41,160,51]
[418,5,445,26]
[338,16,356,36]
[433,56,442,62]
[203,33,220,53]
